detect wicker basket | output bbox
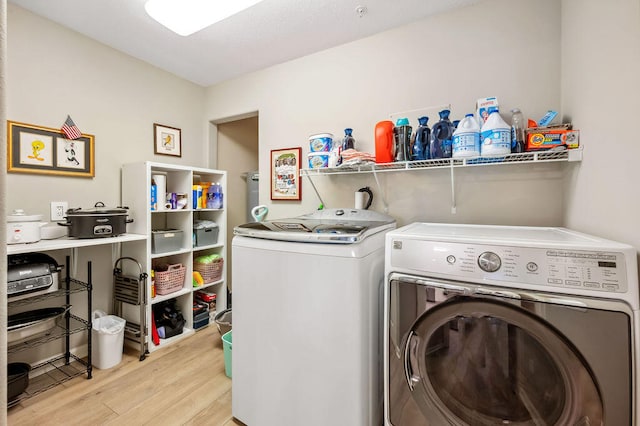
[155,264,186,295]
[194,258,224,283]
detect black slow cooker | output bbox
[60,202,133,238]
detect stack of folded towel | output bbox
[340,149,376,166]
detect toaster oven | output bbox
[8,253,61,301]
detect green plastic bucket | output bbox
[222,330,232,378]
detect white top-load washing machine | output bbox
[384,223,639,426]
[232,208,396,426]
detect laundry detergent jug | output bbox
[481,110,511,157]
[430,110,455,159]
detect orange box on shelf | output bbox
[526,127,580,151]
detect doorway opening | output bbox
[210,113,259,294]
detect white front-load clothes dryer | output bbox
[384,223,639,426]
[232,208,395,426]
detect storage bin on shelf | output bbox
[152,229,183,254]
[193,254,223,284]
[193,301,210,330]
[193,220,219,247]
[155,264,186,295]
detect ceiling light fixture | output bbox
[145,0,264,37]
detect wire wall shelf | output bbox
[301,148,582,176]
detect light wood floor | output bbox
[8,325,244,426]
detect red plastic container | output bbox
[375,120,394,163]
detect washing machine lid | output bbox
[234,208,396,243]
[391,222,634,250]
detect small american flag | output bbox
[61,115,82,140]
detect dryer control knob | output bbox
[478,251,501,272]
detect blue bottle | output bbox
[430,109,455,159]
[342,128,355,151]
[411,116,430,161]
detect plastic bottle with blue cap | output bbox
[452,114,481,158]
[481,109,512,157]
[393,118,412,162]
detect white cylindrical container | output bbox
[309,133,333,152]
[480,110,511,157]
[452,114,481,158]
[355,191,365,209]
[152,174,166,210]
[308,152,330,169]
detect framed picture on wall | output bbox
[153,123,182,157]
[270,147,302,201]
[7,120,95,178]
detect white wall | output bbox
[561,0,640,251]
[7,4,206,219]
[205,0,566,227]
[5,4,207,369]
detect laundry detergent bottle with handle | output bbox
[481,110,511,157]
[411,116,430,161]
[452,114,481,158]
[375,120,394,163]
[430,109,455,159]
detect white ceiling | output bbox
[9,0,484,87]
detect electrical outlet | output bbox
[50,201,68,221]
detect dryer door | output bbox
[388,278,610,426]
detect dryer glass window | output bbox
[390,279,613,426]
[423,312,567,424]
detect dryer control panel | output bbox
[389,239,628,294]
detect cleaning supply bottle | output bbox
[481,109,512,157]
[393,118,412,162]
[510,108,526,153]
[342,128,355,151]
[411,116,430,161]
[328,138,342,168]
[430,109,455,159]
[150,179,157,211]
[207,182,223,209]
[452,114,481,158]
[375,120,394,163]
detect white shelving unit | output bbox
[121,162,227,353]
[301,148,583,213]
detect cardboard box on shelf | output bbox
[526,126,580,151]
[476,97,499,127]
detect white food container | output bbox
[7,209,46,244]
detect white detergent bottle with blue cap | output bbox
[480,109,511,157]
[452,114,480,158]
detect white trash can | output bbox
[92,310,126,369]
